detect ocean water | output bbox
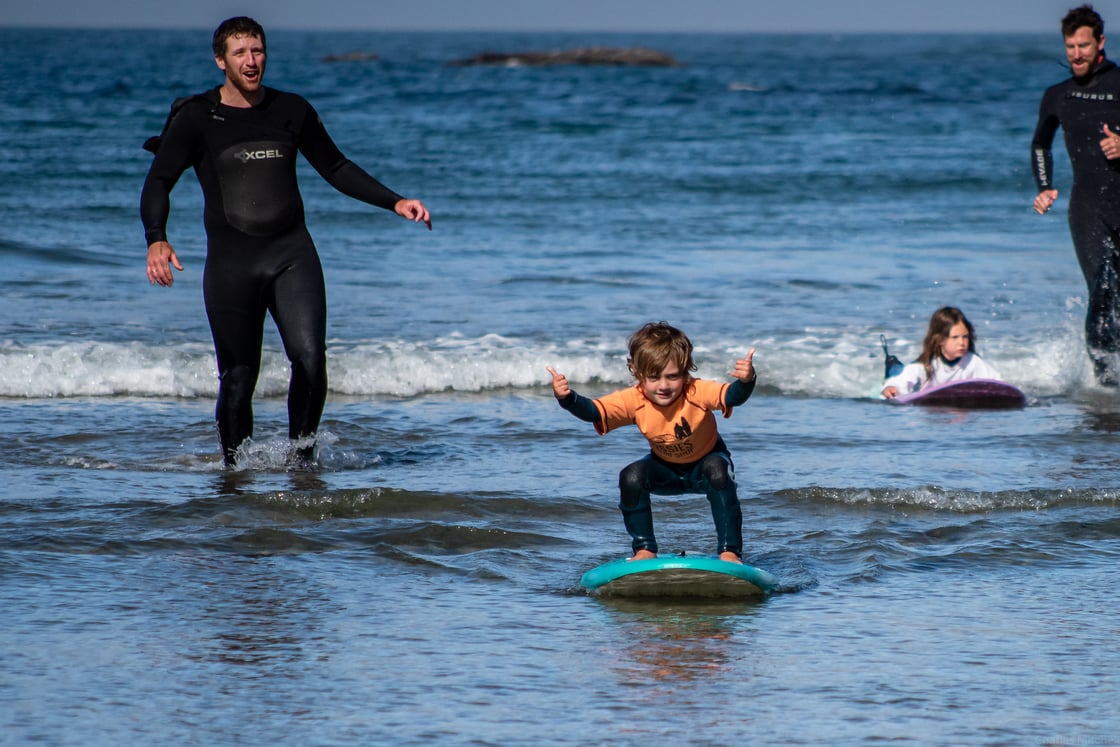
[2,27,1120,745]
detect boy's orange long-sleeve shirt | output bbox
[592,379,732,464]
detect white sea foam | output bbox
[0,324,1093,400]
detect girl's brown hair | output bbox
[917,306,976,376]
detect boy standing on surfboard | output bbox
[546,322,757,563]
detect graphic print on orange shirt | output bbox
[592,379,731,464]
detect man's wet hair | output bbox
[1062,4,1104,40]
[212,16,266,58]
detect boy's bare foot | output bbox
[629,549,657,561]
[719,551,742,564]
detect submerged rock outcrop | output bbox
[450,47,682,67]
[321,51,381,63]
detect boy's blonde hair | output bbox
[627,322,697,381]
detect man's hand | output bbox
[395,198,432,230]
[147,241,183,286]
[1101,124,1120,160]
[1033,189,1059,215]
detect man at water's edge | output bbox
[1032,3,1120,386]
[140,16,431,466]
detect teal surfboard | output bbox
[580,554,778,598]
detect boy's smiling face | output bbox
[640,361,686,407]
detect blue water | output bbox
[3,28,1120,745]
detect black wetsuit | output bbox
[1032,58,1120,380]
[141,87,403,463]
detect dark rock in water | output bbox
[449,47,682,68]
[321,51,381,63]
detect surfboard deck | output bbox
[891,378,1026,409]
[580,554,778,599]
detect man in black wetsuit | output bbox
[141,16,431,465]
[1032,4,1120,385]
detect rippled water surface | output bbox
[2,28,1120,745]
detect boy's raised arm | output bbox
[725,348,758,408]
[546,366,600,424]
[546,366,570,399]
[730,348,756,382]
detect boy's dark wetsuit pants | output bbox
[617,445,743,558]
